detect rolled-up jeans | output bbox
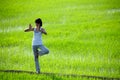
[32,45,49,72]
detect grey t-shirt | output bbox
[32,28,42,45]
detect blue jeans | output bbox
[32,45,49,72]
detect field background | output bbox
[0,0,120,80]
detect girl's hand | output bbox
[29,24,32,29]
[24,24,34,32]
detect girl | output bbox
[24,18,49,73]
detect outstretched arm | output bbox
[24,24,34,32]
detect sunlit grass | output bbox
[0,0,120,79]
[0,72,97,80]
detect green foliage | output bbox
[0,0,120,79]
[0,72,96,80]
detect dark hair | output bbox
[35,18,42,26]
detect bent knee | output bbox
[45,50,49,54]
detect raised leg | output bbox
[38,45,49,56]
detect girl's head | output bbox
[35,18,42,28]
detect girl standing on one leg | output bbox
[24,18,49,73]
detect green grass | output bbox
[1,72,94,80]
[0,0,120,80]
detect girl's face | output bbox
[36,23,40,28]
